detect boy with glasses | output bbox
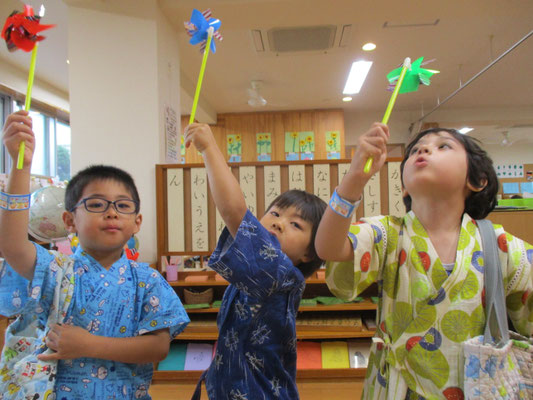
[0,110,189,399]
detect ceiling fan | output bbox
[247,80,267,107]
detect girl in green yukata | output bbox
[315,123,533,400]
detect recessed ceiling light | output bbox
[342,96,353,102]
[66,59,70,64]
[458,127,473,134]
[343,61,373,94]
[362,43,376,51]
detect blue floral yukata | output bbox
[202,210,305,400]
[0,244,190,400]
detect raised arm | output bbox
[315,123,389,261]
[38,324,171,363]
[184,123,247,237]
[0,111,37,280]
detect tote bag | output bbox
[463,219,533,399]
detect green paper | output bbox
[184,303,211,309]
[211,300,222,308]
[371,296,379,304]
[180,136,186,156]
[256,133,272,154]
[315,296,346,305]
[387,57,439,94]
[285,131,299,153]
[227,134,242,155]
[300,298,318,307]
[299,131,315,153]
[325,131,341,152]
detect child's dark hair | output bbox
[265,190,327,278]
[400,128,498,219]
[65,165,140,213]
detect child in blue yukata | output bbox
[0,110,190,399]
[184,123,327,400]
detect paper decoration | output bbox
[502,182,520,194]
[299,131,315,160]
[184,9,222,53]
[363,172,381,217]
[227,134,242,162]
[313,164,330,203]
[288,165,306,190]
[521,182,533,193]
[387,162,406,217]
[256,133,272,161]
[326,130,341,159]
[387,56,439,94]
[165,106,179,163]
[167,168,184,252]
[321,341,350,369]
[495,164,524,178]
[325,131,340,152]
[239,166,257,215]
[2,5,55,52]
[285,131,300,160]
[190,168,208,251]
[158,343,187,371]
[264,166,281,209]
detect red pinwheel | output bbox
[1,5,55,52]
[184,9,222,53]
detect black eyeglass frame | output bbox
[69,197,140,214]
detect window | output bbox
[1,94,71,180]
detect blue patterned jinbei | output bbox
[202,210,305,400]
[0,244,189,399]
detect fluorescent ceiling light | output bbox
[343,61,373,94]
[342,96,353,102]
[458,127,473,134]
[362,43,376,51]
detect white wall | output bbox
[68,5,181,263]
[0,61,69,111]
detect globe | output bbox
[28,186,68,243]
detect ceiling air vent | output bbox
[267,25,337,53]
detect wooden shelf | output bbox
[185,300,377,314]
[176,325,376,341]
[168,270,331,287]
[152,367,367,383]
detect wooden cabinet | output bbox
[153,270,376,383]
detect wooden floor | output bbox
[149,380,363,400]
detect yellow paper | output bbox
[321,341,350,369]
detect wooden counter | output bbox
[487,209,533,243]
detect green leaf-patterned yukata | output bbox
[326,211,533,400]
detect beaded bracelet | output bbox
[0,191,31,210]
[329,188,361,218]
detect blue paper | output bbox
[502,182,520,194]
[285,153,299,161]
[520,182,533,193]
[157,343,187,371]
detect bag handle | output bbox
[476,219,510,346]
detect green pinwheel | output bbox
[387,56,439,93]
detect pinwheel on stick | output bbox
[184,9,222,125]
[363,57,439,173]
[1,4,55,169]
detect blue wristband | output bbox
[0,191,31,211]
[329,188,360,218]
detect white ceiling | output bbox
[1,0,532,145]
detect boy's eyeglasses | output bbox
[70,197,139,214]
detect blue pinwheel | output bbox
[184,9,222,53]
